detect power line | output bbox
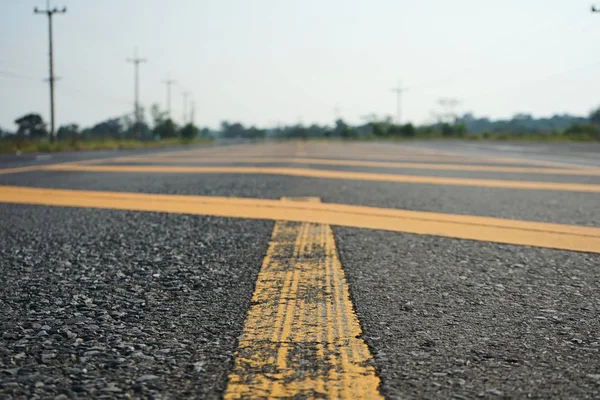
[59,82,132,106]
[34,0,67,143]
[0,59,46,76]
[1,67,130,104]
[127,47,147,138]
[0,69,40,81]
[0,65,136,127]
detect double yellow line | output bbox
[2,139,599,398]
[225,213,383,399]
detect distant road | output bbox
[398,140,600,167]
[0,144,214,169]
[1,140,599,399]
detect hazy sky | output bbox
[1,0,600,130]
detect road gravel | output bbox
[0,204,271,399]
[1,141,599,399]
[336,228,600,399]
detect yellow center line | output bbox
[39,164,600,193]
[0,185,598,253]
[224,207,384,399]
[97,156,600,176]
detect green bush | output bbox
[36,141,52,152]
[180,123,199,140]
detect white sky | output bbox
[1,0,600,130]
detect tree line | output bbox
[2,107,600,143]
[0,103,211,143]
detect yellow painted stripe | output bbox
[224,206,383,399]
[108,156,600,176]
[287,152,590,168]
[295,141,308,157]
[0,143,270,173]
[147,151,507,163]
[0,165,47,175]
[77,143,280,165]
[40,164,600,193]
[144,153,541,165]
[0,185,599,253]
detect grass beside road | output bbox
[0,138,214,154]
[1,133,596,155]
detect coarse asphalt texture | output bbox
[1,205,272,399]
[1,140,599,399]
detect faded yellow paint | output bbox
[0,142,280,174]
[224,207,383,399]
[77,142,284,165]
[301,142,590,169]
[295,141,308,157]
[0,165,48,175]
[40,164,600,193]
[0,185,599,253]
[114,153,547,165]
[103,156,600,176]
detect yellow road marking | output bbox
[104,156,600,176]
[146,153,542,165]
[264,151,592,168]
[0,142,270,174]
[1,185,599,253]
[295,141,308,157]
[103,153,484,164]
[319,152,594,168]
[224,204,383,399]
[77,143,282,165]
[40,164,600,193]
[0,165,48,175]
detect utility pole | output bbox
[34,0,67,143]
[127,48,147,138]
[333,104,342,122]
[182,91,190,125]
[438,98,461,124]
[391,80,405,125]
[163,75,176,120]
[190,99,196,125]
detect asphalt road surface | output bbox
[1,140,599,399]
